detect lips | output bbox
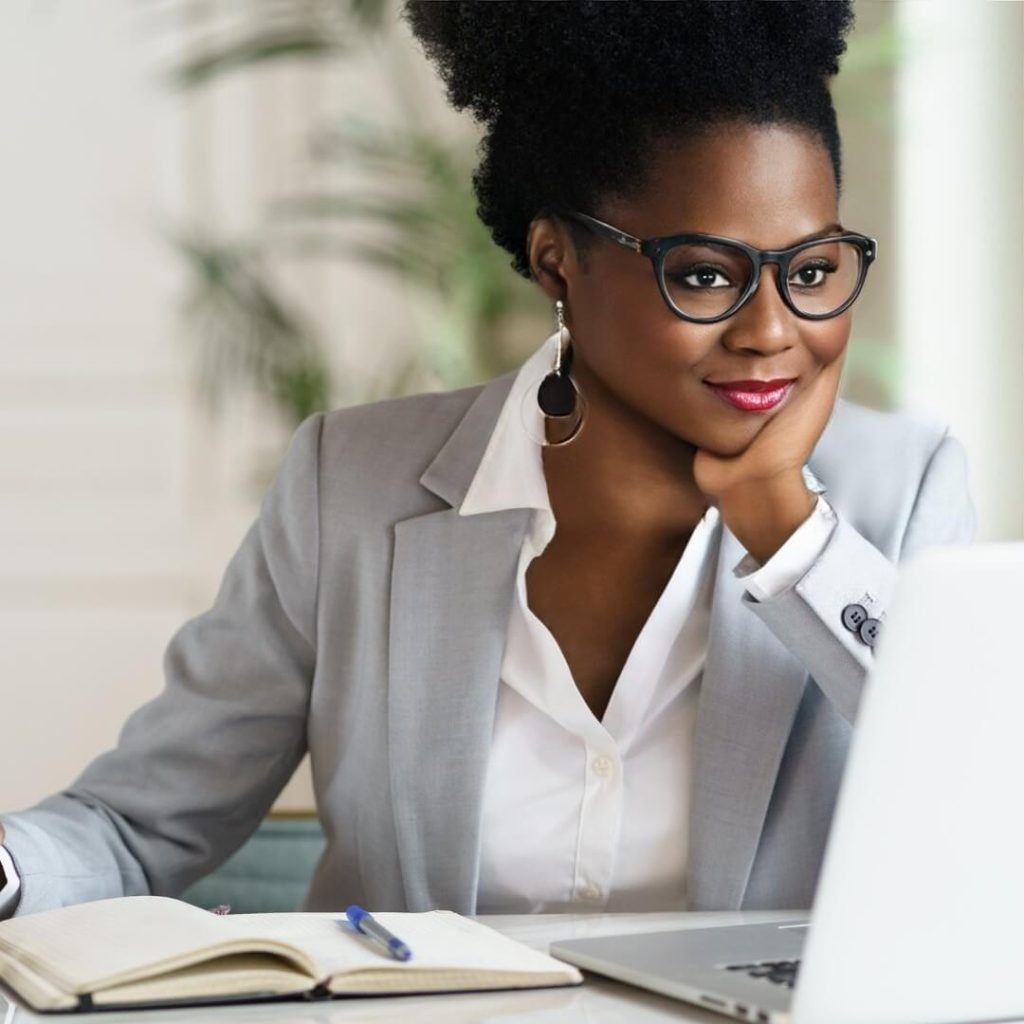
[704,378,797,413]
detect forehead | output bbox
[602,123,839,249]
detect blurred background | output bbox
[1,0,1021,845]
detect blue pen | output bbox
[345,905,414,962]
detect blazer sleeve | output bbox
[0,413,323,916]
[737,429,976,725]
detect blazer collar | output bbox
[418,369,518,508]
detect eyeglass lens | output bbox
[661,239,864,319]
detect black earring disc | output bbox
[538,371,577,418]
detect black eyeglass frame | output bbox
[561,209,877,324]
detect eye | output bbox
[674,264,734,289]
[788,260,835,289]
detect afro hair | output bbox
[403,1,855,279]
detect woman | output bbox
[0,2,974,918]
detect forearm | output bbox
[738,430,976,724]
[1,796,152,916]
[740,514,897,722]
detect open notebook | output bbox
[0,896,582,1013]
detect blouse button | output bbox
[592,755,614,778]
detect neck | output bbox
[540,357,710,538]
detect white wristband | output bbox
[0,842,22,918]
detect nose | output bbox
[719,264,800,356]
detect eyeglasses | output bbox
[561,210,877,324]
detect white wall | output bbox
[0,3,199,809]
[895,1,1024,541]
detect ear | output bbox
[526,215,575,303]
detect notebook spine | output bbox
[303,980,332,1001]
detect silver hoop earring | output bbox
[534,299,585,447]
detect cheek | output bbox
[575,326,726,450]
[806,317,852,365]
[569,274,700,387]
[578,317,711,417]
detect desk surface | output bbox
[1,909,806,1023]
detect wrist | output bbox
[718,470,816,564]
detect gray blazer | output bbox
[3,370,975,917]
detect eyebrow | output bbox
[790,222,845,245]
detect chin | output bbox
[671,418,757,458]
[700,436,752,458]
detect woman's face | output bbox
[549,123,851,457]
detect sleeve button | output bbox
[841,603,868,632]
[858,617,882,648]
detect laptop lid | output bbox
[792,542,1024,1024]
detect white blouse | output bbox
[461,331,837,914]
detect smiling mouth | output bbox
[703,379,796,412]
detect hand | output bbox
[693,354,844,562]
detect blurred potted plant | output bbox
[163,0,546,433]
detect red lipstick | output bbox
[704,378,796,412]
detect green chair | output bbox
[181,815,326,914]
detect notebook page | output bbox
[219,911,580,984]
[92,954,315,1007]
[0,896,313,994]
[0,948,78,1011]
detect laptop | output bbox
[551,541,1024,1024]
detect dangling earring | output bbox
[535,299,586,447]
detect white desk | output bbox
[1,909,806,1023]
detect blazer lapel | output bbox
[687,467,828,910]
[388,372,531,913]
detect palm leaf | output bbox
[167,227,334,420]
[158,0,391,90]
[167,31,346,89]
